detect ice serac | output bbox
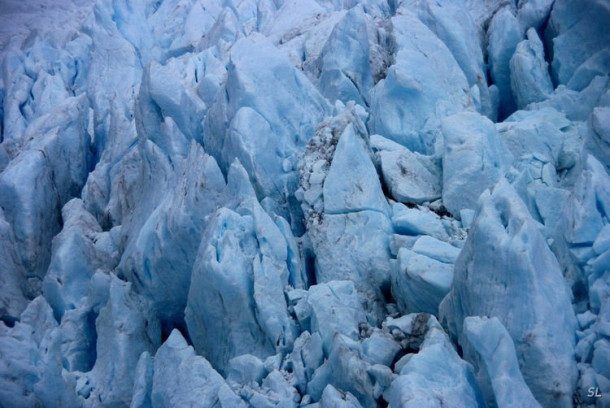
[319,384,363,408]
[384,316,485,408]
[130,352,153,408]
[586,97,610,167]
[82,0,140,158]
[280,329,324,397]
[403,0,494,118]
[496,107,580,231]
[440,179,577,407]
[118,142,226,328]
[517,0,554,31]
[307,336,376,406]
[462,316,541,408]
[498,107,579,173]
[53,270,111,378]
[564,155,610,251]
[296,280,366,353]
[150,330,239,408]
[185,206,273,373]
[84,275,160,407]
[530,75,609,123]
[43,198,115,320]
[185,161,295,374]
[0,208,28,322]
[323,124,388,216]
[0,296,81,408]
[0,94,91,290]
[562,155,610,348]
[2,0,610,406]
[441,112,513,216]
[487,7,521,119]
[314,7,373,107]
[301,116,392,318]
[136,57,205,157]
[509,28,553,109]
[203,33,330,225]
[368,10,470,154]
[547,0,610,87]
[391,203,450,241]
[391,236,458,315]
[0,299,47,407]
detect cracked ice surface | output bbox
[0,0,609,407]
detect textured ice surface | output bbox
[185,162,296,374]
[391,236,458,315]
[463,316,541,408]
[1,0,609,406]
[548,0,610,87]
[368,10,470,154]
[372,135,441,205]
[510,28,553,109]
[441,112,513,216]
[441,180,578,407]
[384,316,485,408]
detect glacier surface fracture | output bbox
[0,0,610,406]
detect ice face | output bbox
[462,316,542,408]
[368,10,470,154]
[0,0,609,407]
[384,316,485,407]
[440,179,578,407]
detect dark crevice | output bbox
[455,342,464,359]
[390,347,409,370]
[539,9,557,88]
[430,204,453,219]
[56,204,64,230]
[379,174,392,201]
[83,310,98,372]
[161,317,193,347]
[0,315,19,328]
[377,396,389,407]
[571,279,588,308]
[380,280,393,304]
[304,249,317,288]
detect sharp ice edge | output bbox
[0,0,609,407]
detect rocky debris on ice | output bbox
[384,315,485,407]
[371,135,441,205]
[298,105,393,321]
[203,33,330,226]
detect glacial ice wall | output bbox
[0,0,609,407]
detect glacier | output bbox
[0,0,609,407]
